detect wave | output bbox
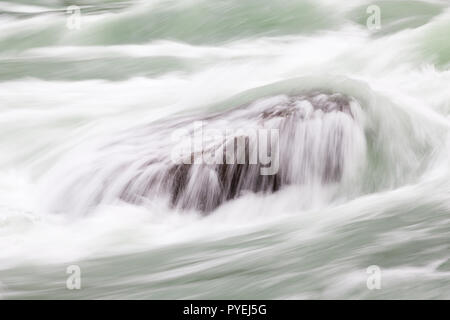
[39,76,447,215]
[348,0,446,36]
[0,0,338,52]
[1,0,449,299]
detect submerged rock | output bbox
[118,92,364,213]
[45,92,366,215]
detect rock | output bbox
[132,92,360,213]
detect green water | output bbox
[0,0,449,299]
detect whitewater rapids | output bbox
[0,0,449,299]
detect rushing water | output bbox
[0,0,449,299]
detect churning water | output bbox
[0,0,449,299]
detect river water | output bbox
[0,0,449,299]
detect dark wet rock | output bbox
[126,92,361,213]
[45,92,365,216]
